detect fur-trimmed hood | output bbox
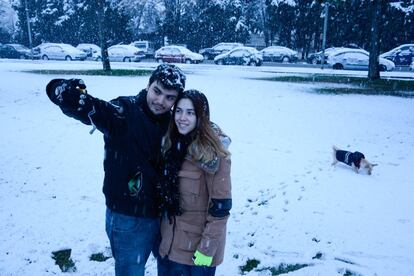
[188,122,231,174]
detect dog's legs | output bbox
[353,165,359,174]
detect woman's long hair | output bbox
[162,89,230,163]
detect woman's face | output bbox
[175,98,197,135]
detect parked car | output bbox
[0,44,33,59]
[199,42,243,60]
[155,45,203,64]
[107,45,145,62]
[214,46,263,66]
[380,44,414,66]
[259,46,298,63]
[327,49,395,71]
[307,47,367,65]
[130,41,155,58]
[76,43,101,61]
[34,43,87,61]
[410,61,414,71]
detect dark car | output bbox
[307,47,341,64]
[0,44,33,59]
[380,44,414,66]
[259,46,298,63]
[214,46,263,66]
[199,42,243,60]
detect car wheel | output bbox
[333,63,344,70]
[123,57,131,62]
[19,55,26,60]
[185,59,192,64]
[282,56,290,63]
[203,54,209,60]
[42,55,49,60]
[217,60,224,65]
[311,58,318,65]
[379,64,387,72]
[249,61,257,66]
[96,57,102,61]
[157,59,163,63]
[65,56,72,61]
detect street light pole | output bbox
[321,2,329,69]
[24,0,33,58]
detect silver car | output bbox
[35,43,87,61]
[328,49,395,71]
[108,45,145,62]
[76,43,102,61]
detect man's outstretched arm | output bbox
[46,78,126,135]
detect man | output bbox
[46,64,186,276]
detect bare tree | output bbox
[368,0,381,80]
[97,0,111,71]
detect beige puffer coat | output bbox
[158,156,232,267]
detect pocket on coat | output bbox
[178,170,202,196]
[175,220,204,252]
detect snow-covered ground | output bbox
[0,60,413,276]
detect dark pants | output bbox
[157,256,216,276]
[105,208,160,276]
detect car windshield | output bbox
[134,44,146,49]
[178,47,192,54]
[11,44,29,51]
[60,44,78,51]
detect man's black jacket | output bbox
[46,80,170,217]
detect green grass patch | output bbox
[89,252,111,262]
[26,69,153,76]
[51,248,76,272]
[240,258,260,273]
[257,263,310,275]
[260,74,414,98]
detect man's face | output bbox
[146,81,179,115]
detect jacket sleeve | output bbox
[197,158,232,257]
[46,79,126,135]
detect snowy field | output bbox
[0,59,414,276]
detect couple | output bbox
[45,64,232,276]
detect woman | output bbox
[157,90,232,276]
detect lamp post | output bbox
[24,0,33,58]
[321,2,329,69]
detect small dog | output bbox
[332,146,377,175]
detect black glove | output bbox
[46,78,87,106]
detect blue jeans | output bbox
[105,208,160,276]
[157,257,216,276]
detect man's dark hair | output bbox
[149,64,186,93]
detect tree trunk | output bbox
[368,0,381,80]
[97,0,111,71]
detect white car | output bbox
[34,43,87,61]
[327,49,395,71]
[76,43,101,61]
[155,46,204,64]
[107,45,145,62]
